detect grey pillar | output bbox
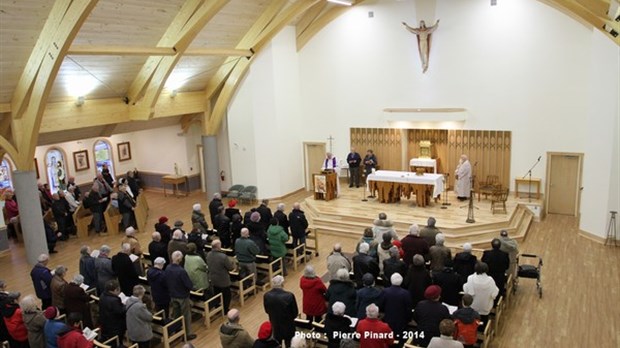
[13,170,47,265]
[202,135,221,200]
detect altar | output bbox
[366,170,444,206]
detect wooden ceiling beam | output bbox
[125,0,229,113]
[0,104,10,114]
[68,46,176,56]
[542,0,620,42]
[205,0,322,135]
[39,91,206,134]
[7,0,98,170]
[295,1,327,39]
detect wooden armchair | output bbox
[256,255,283,290]
[93,334,119,348]
[491,188,509,214]
[151,310,187,348]
[189,290,225,329]
[285,243,306,271]
[229,271,257,306]
[478,175,501,201]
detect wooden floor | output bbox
[1,190,618,348]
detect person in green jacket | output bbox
[184,243,210,293]
[267,217,290,276]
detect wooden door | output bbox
[547,153,582,216]
[304,142,326,191]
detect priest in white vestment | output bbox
[455,154,472,201]
[321,152,340,196]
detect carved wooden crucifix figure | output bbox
[402,20,440,73]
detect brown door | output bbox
[304,142,326,191]
[547,153,582,215]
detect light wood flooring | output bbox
[0,190,618,347]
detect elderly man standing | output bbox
[95,245,115,295]
[346,147,362,188]
[355,304,393,348]
[208,193,224,226]
[191,203,209,234]
[30,254,53,309]
[122,227,142,255]
[263,276,298,348]
[234,228,259,284]
[274,203,290,236]
[208,239,235,314]
[112,243,140,296]
[326,244,351,281]
[352,243,380,288]
[455,154,472,201]
[148,232,168,265]
[429,234,452,272]
[147,257,170,317]
[420,217,442,247]
[499,230,519,279]
[219,308,254,348]
[289,202,308,247]
[321,152,340,196]
[401,224,430,266]
[165,251,196,340]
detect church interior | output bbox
[0,0,619,347]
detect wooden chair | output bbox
[493,296,505,334]
[285,243,306,271]
[491,188,509,214]
[480,319,494,348]
[311,321,330,347]
[151,310,187,348]
[93,334,119,348]
[478,175,501,201]
[189,290,225,329]
[73,205,92,238]
[103,204,121,235]
[229,271,257,306]
[305,228,320,257]
[505,274,514,308]
[256,255,283,291]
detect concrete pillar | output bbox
[202,135,221,200]
[12,170,47,265]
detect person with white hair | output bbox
[213,205,232,248]
[420,217,442,247]
[20,294,46,348]
[117,183,136,230]
[453,243,478,284]
[147,257,170,317]
[352,243,380,288]
[219,308,254,348]
[372,212,397,244]
[191,203,210,234]
[50,265,68,314]
[122,226,142,255]
[208,192,223,226]
[164,251,196,340]
[326,244,351,281]
[382,246,407,287]
[30,253,53,309]
[356,303,393,348]
[291,336,307,348]
[325,269,357,317]
[94,245,115,295]
[498,229,519,278]
[289,202,309,247]
[321,152,341,195]
[429,233,452,272]
[325,301,353,348]
[404,254,432,306]
[381,273,413,335]
[299,265,327,323]
[64,274,94,328]
[455,154,472,201]
[79,245,97,288]
[263,275,299,347]
[234,228,260,286]
[274,202,290,235]
[111,243,140,296]
[126,285,153,347]
[167,229,189,261]
[148,231,168,265]
[207,239,235,314]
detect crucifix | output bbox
[402,19,440,73]
[327,135,335,153]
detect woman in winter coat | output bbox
[325,269,357,317]
[125,285,153,347]
[267,218,290,276]
[20,295,46,348]
[299,265,327,323]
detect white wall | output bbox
[34,124,201,186]
[227,27,304,199]
[226,0,619,238]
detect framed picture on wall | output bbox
[118,142,131,161]
[73,150,90,171]
[34,158,40,179]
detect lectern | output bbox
[313,171,338,201]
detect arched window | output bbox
[45,148,68,194]
[94,140,115,181]
[0,157,13,189]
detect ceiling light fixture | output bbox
[75,96,85,106]
[327,0,353,6]
[170,89,178,98]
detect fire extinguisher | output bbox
[220,170,225,181]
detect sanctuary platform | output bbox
[303,185,537,249]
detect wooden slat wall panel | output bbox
[447,130,511,190]
[350,128,401,171]
[406,129,448,173]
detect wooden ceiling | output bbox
[0,0,618,169]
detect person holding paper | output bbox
[321,152,340,196]
[363,149,377,177]
[125,285,153,348]
[56,313,94,348]
[454,154,472,201]
[112,243,140,297]
[64,275,93,329]
[99,280,126,342]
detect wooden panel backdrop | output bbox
[446,130,511,190]
[350,128,402,171]
[350,128,511,191]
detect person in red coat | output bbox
[299,265,327,323]
[57,313,94,348]
[356,303,394,348]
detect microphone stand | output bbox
[522,156,541,203]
